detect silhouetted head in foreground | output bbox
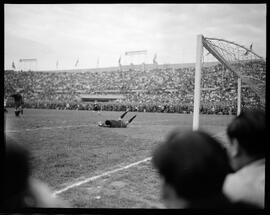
[226,109,265,171]
[1,136,69,210]
[2,136,32,209]
[153,130,234,208]
[223,109,266,208]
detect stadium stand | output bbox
[4,61,265,114]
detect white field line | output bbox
[212,131,227,142]
[6,124,90,133]
[52,157,152,196]
[5,120,227,196]
[53,131,227,196]
[213,131,226,138]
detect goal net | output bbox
[193,35,266,130]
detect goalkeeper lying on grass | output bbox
[98,110,136,128]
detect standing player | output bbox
[4,97,8,113]
[98,110,136,128]
[10,90,24,117]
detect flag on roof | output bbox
[12,61,16,69]
[75,58,79,67]
[153,53,157,64]
[244,43,253,56]
[118,56,121,66]
[249,43,253,51]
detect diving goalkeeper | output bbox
[98,110,137,128]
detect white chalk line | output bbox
[6,124,91,133]
[5,121,226,196]
[212,130,228,143]
[53,131,227,196]
[213,130,226,138]
[53,157,152,196]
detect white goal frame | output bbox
[192,35,203,130]
[192,35,242,130]
[192,34,265,130]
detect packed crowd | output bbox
[4,60,265,114]
[2,109,265,209]
[236,60,266,81]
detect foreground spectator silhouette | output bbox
[1,136,69,210]
[223,109,265,208]
[152,130,259,209]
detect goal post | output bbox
[237,77,241,116]
[192,34,203,130]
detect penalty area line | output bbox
[5,124,91,133]
[53,157,152,196]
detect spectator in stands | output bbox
[152,129,258,209]
[223,109,265,208]
[1,136,69,209]
[4,61,265,114]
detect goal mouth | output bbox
[193,35,265,130]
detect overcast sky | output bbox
[4,4,266,71]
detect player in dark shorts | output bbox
[10,91,24,117]
[98,110,137,128]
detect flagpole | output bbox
[75,58,79,68]
[97,57,99,68]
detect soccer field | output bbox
[5,108,234,208]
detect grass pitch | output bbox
[5,108,233,208]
